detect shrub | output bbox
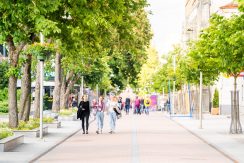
[0,122,8,128]
[59,109,73,116]
[213,89,219,108]
[0,101,8,113]
[15,119,40,130]
[0,61,9,89]
[43,117,54,123]
[0,128,13,140]
[0,88,8,100]
[72,107,78,113]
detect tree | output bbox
[0,0,61,127]
[187,14,244,134]
[138,47,160,95]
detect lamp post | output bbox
[199,71,203,129]
[39,33,44,139]
[172,55,176,115]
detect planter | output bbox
[13,126,48,138]
[44,121,61,128]
[211,107,219,115]
[58,114,77,121]
[0,135,24,152]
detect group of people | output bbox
[76,95,152,135]
[125,96,151,115]
[77,95,120,135]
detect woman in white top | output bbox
[108,96,118,134]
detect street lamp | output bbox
[172,55,176,115]
[199,71,203,129]
[38,33,44,139]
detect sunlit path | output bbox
[36,112,232,163]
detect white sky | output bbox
[147,0,185,55]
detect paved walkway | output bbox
[0,120,86,163]
[172,113,244,163]
[36,112,233,163]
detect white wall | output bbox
[217,76,244,115]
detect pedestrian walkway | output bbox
[172,113,244,163]
[36,112,232,163]
[0,120,89,163]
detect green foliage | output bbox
[0,88,8,113]
[198,14,244,77]
[0,122,8,128]
[0,61,9,89]
[43,117,54,123]
[0,128,13,140]
[23,43,55,59]
[59,109,73,116]
[0,88,8,100]
[44,94,53,110]
[138,47,160,95]
[15,119,40,130]
[0,101,8,113]
[213,89,219,108]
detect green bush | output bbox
[15,119,40,130]
[0,88,8,100]
[43,117,54,123]
[0,122,8,128]
[0,128,13,140]
[213,89,219,108]
[0,101,8,113]
[59,109,73,116]
[0,61,9,89]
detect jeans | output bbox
[109,111,117,131]
[125,105,130,114]
[96,111,104,130]
[81,114,90,132]
[135,106,140,114]
[145,107,149,115]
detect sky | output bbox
[147,0,185,55]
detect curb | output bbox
[30,119,95,163]
[169,117,238,163]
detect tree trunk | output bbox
[7,37,25,128]
[34,62,41,118]
[8,75,18,128]
[230,76,242,134]
[60,74,67,110]
[19,54,32,121]
[60,71,74,110]
[51,52,62,113]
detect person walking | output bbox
[108,96,118,134]
[95,96,105,134]
[135,96,140,114]
[77,95,90,134]
[118,97,123,111]
[140,97,145,114]
[125,97,130,115]
[144,96,151,115]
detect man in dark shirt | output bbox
[125,97,130,115]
